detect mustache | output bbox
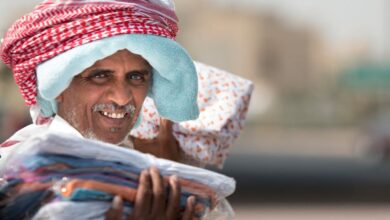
[92,103,136,114]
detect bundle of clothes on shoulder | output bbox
[0,132,235,220]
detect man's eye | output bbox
[128,72,144,81]
[92,72,109,79]
[84,71,112,84]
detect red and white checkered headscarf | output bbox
[0,0,178,106]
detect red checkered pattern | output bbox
[0,0,178,106]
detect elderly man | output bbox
[1,0,200,219]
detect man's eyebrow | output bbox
[126,69,151,75]
[89,69,114,75]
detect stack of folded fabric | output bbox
[0,132,235,220]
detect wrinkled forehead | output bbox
[81,49,153,72]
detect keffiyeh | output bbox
[1,0,178,106]
[1,0,199,124]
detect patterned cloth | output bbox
[131,62,254,168]
[0,0,178,106]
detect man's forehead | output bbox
[87,49,152,70]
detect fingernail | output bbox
[142,169,149,177]
[170,175,178,184]
[150,166,159,173]
[112,196,123,210]
[190,196,196,205]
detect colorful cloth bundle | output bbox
[0,132,235,219]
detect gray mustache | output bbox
[92,103,136,114]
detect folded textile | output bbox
[0,189,53,220]
[0,132,235,219]
[32,201,114,220]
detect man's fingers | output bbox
[105,196,123,220]
[132,136,156,145]
[161,118,174,132]
[150,166,166,217]
[166,175,181,219]
[182,195,196,220]
[131,170,152,218]
[157,119,174,140]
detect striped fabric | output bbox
[0,0,178,106]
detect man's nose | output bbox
[108,81,133,106]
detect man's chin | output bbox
[82,130,128,145]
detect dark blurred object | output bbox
[214,154,390,205]
[0,112,32,142]
[0,111,31,142]
[0,64,31,142]
[361,111,390,162]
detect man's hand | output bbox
[131,119,182,161]
[105,167,196,220]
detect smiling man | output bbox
[0,0,199,147]
[0,0,200,219]
[56,50,152,144]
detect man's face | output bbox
[56,49,152,144]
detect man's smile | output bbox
[99,111,127,119]
[96,110,132,127]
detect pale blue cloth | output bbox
[36,34,199,122]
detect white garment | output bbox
[0,115,81,168]
[32,201,112,220]
[0,114,136,168]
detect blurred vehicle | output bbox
[360,111,390,162]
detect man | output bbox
[1,0,199,219]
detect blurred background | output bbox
[1,0,390,219]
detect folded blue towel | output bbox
[36,34,199,122]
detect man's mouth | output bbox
[99,111,127,119]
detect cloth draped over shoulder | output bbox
[131,62,254,168]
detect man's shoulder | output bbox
[0,123,49,154]
[0,123,51,170]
